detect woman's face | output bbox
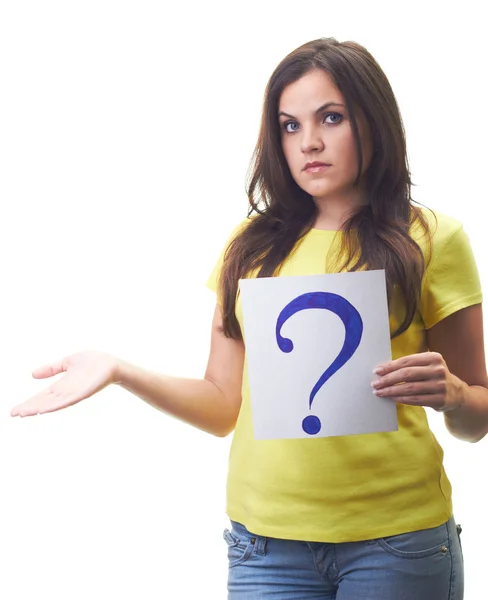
[278,69,372,206]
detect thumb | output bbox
[32,360,66,379]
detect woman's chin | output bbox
[302,181,336,198]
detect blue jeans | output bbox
[224,516,463,599]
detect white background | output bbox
[0,1,486,598]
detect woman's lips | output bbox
[304,163,331,173]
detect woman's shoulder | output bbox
[412,206,464,248]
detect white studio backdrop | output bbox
[0,1,486,598]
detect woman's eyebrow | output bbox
[278,102,346,119]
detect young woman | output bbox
[11,38,487,599]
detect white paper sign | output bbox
[239,270,398,440]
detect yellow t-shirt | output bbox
[206,209,483,543]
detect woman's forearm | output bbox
[444,380,488,443]
[113,360,238,437]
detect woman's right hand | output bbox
[11,350,121,418]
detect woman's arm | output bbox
[426,304,488,442]
[11,305,245,438]
[115,305,245,437]
[372,304,488,443]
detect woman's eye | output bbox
[283,121,300,133]
[324,112,343,124]
[282,113,342,133]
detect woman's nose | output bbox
[300,128,325,153]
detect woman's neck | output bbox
[312,190,368,231]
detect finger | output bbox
[11,405,25,417]
[372,366,434,390]
[374,352,442,375]
[32,360,66,379]
[374,380,445,398]
[11,393,72,418]
[380,393,445,410]
[11,393,48,417]
[11,399,43,417]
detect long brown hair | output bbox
[219,37,433,340]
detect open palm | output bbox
[11,350,120,418]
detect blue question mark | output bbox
[276,292,364,435]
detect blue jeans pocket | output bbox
[377,520,450,559]
[223,528,256,568]
[456,523,464,561]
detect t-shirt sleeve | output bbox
[420,223,483,329]
[206,219,250,304]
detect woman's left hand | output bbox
[372,351,467,412]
